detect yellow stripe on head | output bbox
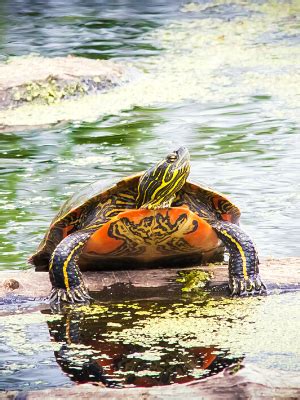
[137,147,190,209]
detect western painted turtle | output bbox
[30,147,266,305]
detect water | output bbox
[0,290,299,391]
[1,103,299,269]
[0,0,299,392]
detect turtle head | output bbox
[137,146,190,209]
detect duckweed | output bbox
[176,270,212,292]
[1,0,299,128]
[12,77,87,106]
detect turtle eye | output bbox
[167,153,178,163]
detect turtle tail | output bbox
[213,221,267,296]
[28,252,51,271]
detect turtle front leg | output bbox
[49,230,93,307]
[213,221,267,296]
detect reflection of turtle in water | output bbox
[30,147,266,306]
[46,309,244,387]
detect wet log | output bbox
[0,258,299,300]
[4,364,300,399]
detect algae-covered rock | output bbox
[0,55,126,109]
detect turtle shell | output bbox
[29,174,139,269]
[30,174,240,270]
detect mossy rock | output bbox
[0,55,126,109]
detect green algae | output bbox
[0,0,299,129]
[1,291,299,387]
[75,303,109,315]
[176,270,212,292]
[12,78,86,106]
[104,292,300,371]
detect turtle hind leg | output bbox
[213,221,267,296]
[49,230,93,308]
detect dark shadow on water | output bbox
[42,291,243,388]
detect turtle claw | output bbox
[49,284,92,310]
[229,275,267,297]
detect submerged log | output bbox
[0,258,299,300]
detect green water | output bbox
[0,290,299,391]
[0,0,299,392]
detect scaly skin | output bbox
[48,191,137,307]
[213,221,266,296]
[47,147,266,307]
[49,230,94,306]
[48,147,191,308]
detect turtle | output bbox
[29,146,266,305]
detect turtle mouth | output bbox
[170,146,190,181]
[176,146,190,161]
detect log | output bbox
[0,258,299,301]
